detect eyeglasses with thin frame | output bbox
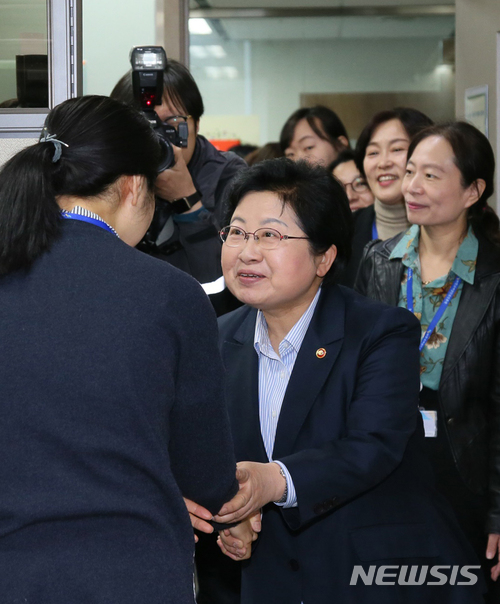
[220,225,309,250]
[162,115,191,129]
[343,177,370,193]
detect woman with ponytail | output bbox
[355,121,500,601]
[0,95,237,603]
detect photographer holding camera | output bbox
[111,49,246,316]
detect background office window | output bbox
[0,0,80,140]
[0,0,48,108]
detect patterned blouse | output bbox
[390,224,478,390]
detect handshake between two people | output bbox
[184,460,287,560]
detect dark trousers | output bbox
[195,532,241,604]
[421,387,500,602]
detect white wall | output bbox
[192,36,450,144]
[455,0,500,211]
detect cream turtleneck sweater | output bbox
[374,198,410,241]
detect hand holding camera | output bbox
[155,145,200,210]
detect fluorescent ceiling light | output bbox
[435,64,452,74]
[205,66,239,79]
[207,45,226,58]
[189,18,213,35]
[190,46,208,59]
[190,45,226,60]
[223,66,238,79]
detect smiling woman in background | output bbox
[280,105,349,166]
[355,121,500,601]
[355,106,433,242]
[337,107,434,288]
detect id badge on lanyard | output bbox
[419,409,438,437]
[407,268,461,438]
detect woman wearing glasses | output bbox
[194,158,485,603]
[330,149,375,289]
[330,149,374,213]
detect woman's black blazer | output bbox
[355,232,500,534]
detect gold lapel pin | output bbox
[316,348,327,359]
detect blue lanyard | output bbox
[60,211,117,236]
[406,268,461,351]
[372,220,378,240]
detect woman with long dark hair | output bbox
[355,121,500,600]
[280,105,349,166]
[0,95,237,603]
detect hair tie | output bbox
[39,128,69,163]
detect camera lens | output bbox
[157,137,175,172]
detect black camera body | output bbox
[130,46,188,171]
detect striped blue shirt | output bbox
[66,205,119,237]
[254,288,321,508]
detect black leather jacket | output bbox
[355,231,500,533]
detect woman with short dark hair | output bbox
[356,121,500,601]
[336,107,433,288]
[329,148,374,213]
[187,158,486,603]
[221,158,354,284]
[355,106,433,242]
[0,95,237,603]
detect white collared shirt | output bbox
[254,287,321,507]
